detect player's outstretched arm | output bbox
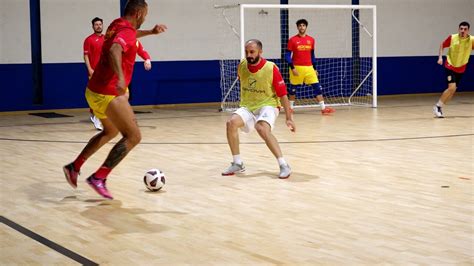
[137,41,152,70]
[280,95,296,132]
[137,24,167,38]
[437,42,444,65]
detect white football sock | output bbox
[319,101,326,110]
[233,155,242,165]
[277,157,287,166]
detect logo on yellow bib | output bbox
[249,77,257,88]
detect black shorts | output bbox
[445,68,463,85]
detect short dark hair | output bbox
[296,19,308,26]
[459,21,470,29]
[91,17,103,25]
[124,0,148,16]
[246,39,263,49]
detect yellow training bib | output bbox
[239,60,280,112]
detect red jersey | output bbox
[83,33,104,70]
[244,58,287,97]
[287,34,315,66]
[88,18,137,95]
[137,41,151,60]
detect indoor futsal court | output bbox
[1,94,473,264]
[1,0,473,265]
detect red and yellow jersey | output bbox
[442,34,474,73]
[238,58,287,112]
[287,34,315,66]
[83,33,104,70]
[88,18,137,96]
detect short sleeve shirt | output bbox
[88,18,138,95]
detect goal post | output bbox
[216,4,377,111]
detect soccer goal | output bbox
[215,4,377,111]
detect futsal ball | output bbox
[143,169,166,192]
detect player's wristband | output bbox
[289,64,295,69]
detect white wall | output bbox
[141,0,281,61]
[40,0,119,63]
[0,0,31,64]
[1,0,473,64]
[361,0,474,56]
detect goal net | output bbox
[215,4,377,111]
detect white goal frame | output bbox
[217,4,377,111]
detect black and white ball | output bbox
[143,169,166,192]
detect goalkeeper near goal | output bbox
[286,19,335,115]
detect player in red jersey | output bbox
[84,18,153,130]
[63,0,167,199]
[83,17,105,130]
[84,17,105,78]
[285,19,335,115]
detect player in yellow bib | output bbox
[222,39,296,179]
[433,21,474,118]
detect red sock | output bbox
[95,166,112,179]
[72,155,86,172]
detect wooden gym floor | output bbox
[0,93,473,265]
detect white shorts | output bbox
[234,106,279,133]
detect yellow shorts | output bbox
[85,88,128,119]
[289,65,319,85]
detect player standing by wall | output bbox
[83,17,105,130]
[433,21,473,118]
[64,0,167,199]
[222,39,295,179]
[285,19,335,115]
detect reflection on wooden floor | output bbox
[1,93,473,265]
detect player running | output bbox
[63,0,167,199]
[433,21,473,118]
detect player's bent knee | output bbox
[127,132,142,146]
[447,84,457,91]
[103,130,119,140]
[288,85,297,96]
[226,119,238,130]
[227,115,243,129]
[255,122,271,137]
[312,83,322,95]
[120,126,141,145]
